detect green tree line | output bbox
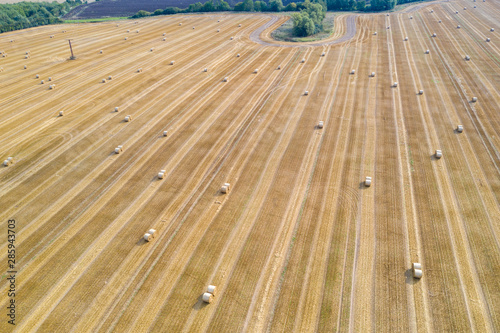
[0,0,82,33]
[134,0,430,18]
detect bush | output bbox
[292,0,325,36]
[131,10,150,18]
[254,1,268,11]
[292,12,315,36]
[163,7,182,14]
[269,0,284,12]
[284,2,298,11]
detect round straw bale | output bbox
[163,130,168,136]
[277,65,281,70]
[170,61,175,65]
[456,125,463,133]
[491,28,495,32]
[471,96,477,102]
[148,229,156,235]
[125,115,132,122]
[365,177,372,187]
[425,49,430,54]
[100,50,103,54]
[59,111,64,116]
[36,74,39,78]
[158,172,165,179]
[24,65,27,69]
[41,80,44,84]
[304,90,309,95]
[374,31,377,35]
[435,150,442,158]
[204,68,208,72]
[108,75,112,80]
[49,84,55,89]
[419,90,424,94]
[144,233,155,241]
[486,38,491,42]
[237,54,240,57]
[202,292,213,303]
[207,285,217,296]
[102,79,106,83]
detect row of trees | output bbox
[132,0,301,18]
[0,0,82,33]
[133,0,431,20]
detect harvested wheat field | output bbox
[1,0,499,331]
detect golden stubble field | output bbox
[0,0,499,331]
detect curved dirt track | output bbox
[0,1,499,332]
[249,14,357,47]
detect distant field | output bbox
[0,0,67,3]
[63,0,235,19]
[0,0,499,331]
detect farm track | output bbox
[0,2,499,332]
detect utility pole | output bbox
[68,39,76,60]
